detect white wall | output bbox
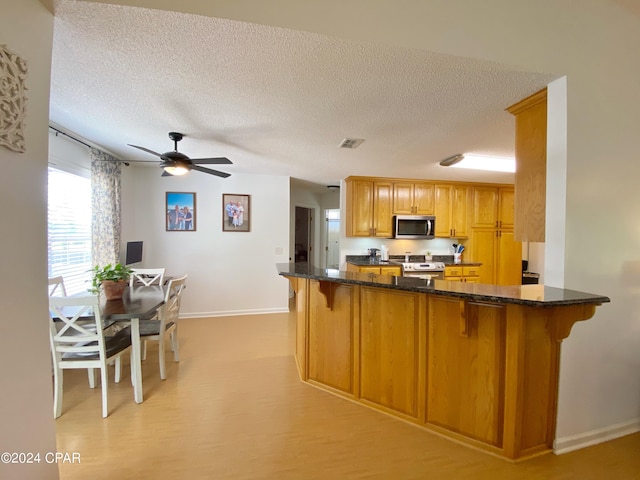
[121,166,291,317]
[0,1,59,479]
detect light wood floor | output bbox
[55,305,640,479]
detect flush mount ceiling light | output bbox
[327,185,340,192]
[439,153,515,173]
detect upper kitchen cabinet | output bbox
[393,181,435,215]
[345,177,393,237]
[472,186,514,229]
[507,88,547,242]
[434,184,469,238]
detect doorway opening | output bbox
[294,206,314,264]
[325,209,340,269]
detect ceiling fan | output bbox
[128,132,232,178]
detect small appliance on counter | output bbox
[380,244,389,262]
[521,260,540,285]
[368,248,380,260]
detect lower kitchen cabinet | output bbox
[468,228,521,285]
[346,263,402,276]
[281,270,608,461]
[444,265,481,283]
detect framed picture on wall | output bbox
[166,192,196,231]
[222,194,250,232]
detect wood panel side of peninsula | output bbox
[280,270,607,462]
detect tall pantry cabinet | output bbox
[467,186,521,285]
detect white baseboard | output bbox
[553,418,640,454]
[181,307,290,318]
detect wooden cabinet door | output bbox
[380,266,402,276]
[434,184,468,238]
[357,266,381,274]
[393,182,435,215]
[346,179,393,237]
[472,186,498,228]
[434,185,452,237]
[347,179,374,236]
[373,181,393,237]
[469,228,497,284]
[393,182,414,214]
[451,185,469,237]
[413,182,435,214]
[497,230,522,286]
[498,188,515,229]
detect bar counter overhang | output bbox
[277,263,610,461]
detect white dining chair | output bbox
[48,276,68,297]
[129,275,187,380]
[48,295,133,418]
[129,268,166,287]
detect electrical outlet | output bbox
[275,247,283,254]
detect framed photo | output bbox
[222,194,250,232]
[166,192,196,231]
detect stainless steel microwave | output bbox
[392,215,436,239]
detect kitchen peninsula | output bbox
[278,263,610,461]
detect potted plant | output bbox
[90,263,134,300]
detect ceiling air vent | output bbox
[338,138,364,149]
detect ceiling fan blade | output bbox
[128,144,163,157]
[189,156,233,165]
[161,170,173,177]
[119,159,161,163]
[190,164,231,178]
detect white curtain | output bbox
[90,148,121,267]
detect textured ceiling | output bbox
[49,1,558,187]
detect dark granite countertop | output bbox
[277,263,610,308]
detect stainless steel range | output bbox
[400,261,445,280]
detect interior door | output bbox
[325,209,340,269]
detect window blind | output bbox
[47,167,92,295]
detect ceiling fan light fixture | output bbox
[129,131,233,178]
[163,165,189,176]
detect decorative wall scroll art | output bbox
[166,192,196,231]
[222,194,250,232]
[0,44,28,153]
